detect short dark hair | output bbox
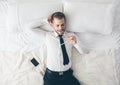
[51,12,66,21]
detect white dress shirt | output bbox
[27,19,83,71]
[42,31,85,72]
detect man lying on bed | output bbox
[31,12,87,85]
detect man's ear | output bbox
[48,17,53,26]
[48,17,52,23]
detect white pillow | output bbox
[63,0,114,3]
[0,0,8,30]
[7,0,62,32]
[64,2,114,34]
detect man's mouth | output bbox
[57,30,64,34]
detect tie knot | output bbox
[59,35,63,38]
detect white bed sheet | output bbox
[0,0,120,85]
[0,49,118,85]
[0,29,119,85]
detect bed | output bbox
[0,0,120,85]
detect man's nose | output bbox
[59,26,62,29]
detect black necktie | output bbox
[59,35,69,65]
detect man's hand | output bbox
[67,35,77,44]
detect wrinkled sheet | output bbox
[0,0,120,85]
[0,25,119,85]
[0,49,118,85]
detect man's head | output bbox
[48,12,66,35]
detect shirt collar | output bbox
[54,31,66,38]
[54,31,59,37]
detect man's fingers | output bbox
[68,36,74,39]
[67,35,77,44]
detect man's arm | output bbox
[67,33,88,54]
[24,18,50,34]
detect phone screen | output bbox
[31,58,39,66]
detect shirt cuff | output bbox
[74,43,84,54]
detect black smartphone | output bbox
[31,58,39,66]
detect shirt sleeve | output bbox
[73,33,89,54]
[24,18,48,34]
[74,43,84,54]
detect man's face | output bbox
[51,18,66,35]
